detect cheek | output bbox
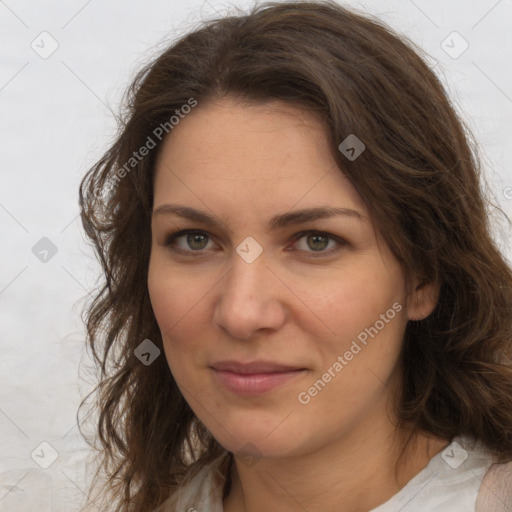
[300,264,408,411]
[297,273,407,427]
[148,267,180,335]
[148,255,211,333]
[306,261,406,346]
[147,260,207,367]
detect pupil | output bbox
[188,233,208,250]
[308,234,327,251]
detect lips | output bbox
[210,360,307,395]
[210,360,305,374]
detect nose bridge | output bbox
[224,242,269,302]
[214,240,285,338]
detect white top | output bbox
[155,436,512,511]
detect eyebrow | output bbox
[152,204,366,231]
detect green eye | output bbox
[302,233,330,251]
[163,229,346,257]
[185,232,209,250]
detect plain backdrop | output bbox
[1,0,511,510]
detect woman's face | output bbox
[148,98,437,460]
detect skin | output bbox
[147,97,448,512]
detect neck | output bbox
[223,422,448,512]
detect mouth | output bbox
[210,360,308,395]
[210,360,306,374]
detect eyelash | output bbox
[163,229,347,258]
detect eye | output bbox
[162,229,347,257]
[290,231,339,256]
[164,230,215,254]
[290,230,347,257]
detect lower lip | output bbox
[212,369,307,395]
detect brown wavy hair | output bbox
[77,1,512,510]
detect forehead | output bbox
[152,98,368,216]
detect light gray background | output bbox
[1,0,511,510]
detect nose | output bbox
[213,249,287,340]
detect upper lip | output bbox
[211,360,305,374]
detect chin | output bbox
[209,420,304,460]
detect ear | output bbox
[406,276,440,321]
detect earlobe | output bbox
[406,279,440,321]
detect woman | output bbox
[78,1,512,511]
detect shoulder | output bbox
[476,459,512,512]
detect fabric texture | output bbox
[155,435,512,511]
